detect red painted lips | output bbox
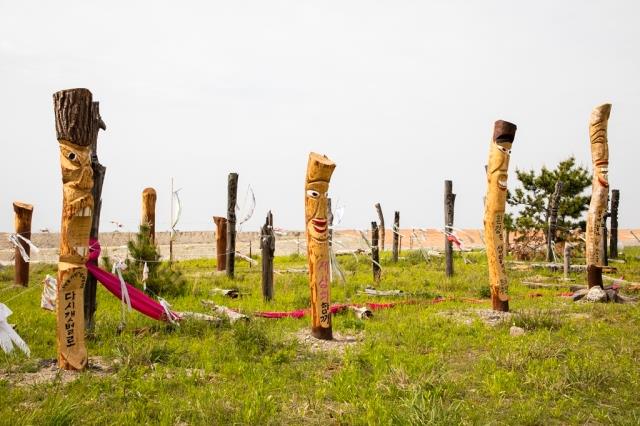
[312,219,327,233]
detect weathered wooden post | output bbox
[226,173,238,278]
[260,211,275,301]
[12,202,33,286]
[83,101,106,334]
[563,244,571,280]
[609,189,619,258]
[392,211,400,262]
[374,203,385,251]
[483,120,517,312]
[586,103,611,289]
[213,216,227,271]
[141,187,157,244]
[444,180,456,277]
[305,152,335,340]
[547,181,563,262]
[53,88,95,370]
[371,221,381,283]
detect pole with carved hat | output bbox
[305,152,336,340]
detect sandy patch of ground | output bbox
[0,356,113,387]
[294,329,362,354]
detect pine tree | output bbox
[507,156,591,242]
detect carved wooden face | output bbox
[305,181,330,242]
[488,141,512,192]
[592,142,609,188]
[59,141,93,257]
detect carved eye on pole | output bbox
[67,152,77,161]
[306,190,320,198]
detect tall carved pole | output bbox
[141,187,157,244]
[392,211,400,262]
[371,221,381,283]
[13,202,33,286]
[53,88,95,370]
[586,104,611,289]
[483,120,517,312]
[374,203,385,251]
[609,189,619,258]
[547,181,563,262]
[444,180,456,277]
[83,101,106,334]
[226,173,238,278]
[260,211,275,301]
[305,152,336,340]
[213,216,228,271]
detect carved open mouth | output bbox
[498,178,508,191]
[73,206,92,256]
[598,176,609,187]
[312,219,328,234]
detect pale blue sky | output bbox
[1,1,638,233]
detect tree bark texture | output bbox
[141,187,157,244]
[444,180,456,277]
[305,152,336,340]
[483,120,517,312]
[392,211,400,262]
[260,211,275,301]
[371,221,381,283]
[213,216,228,271]
[83,101,106,335]
[12,202,33,286]
[586,104,611,288]
[547,181,563,262]
[226,173,238,278]
[53,88,95,370]
[374,203,385,251]
[609,189,619,258]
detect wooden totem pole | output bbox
[260,211,275,301]
[13,202,33,286]
[547,181,563,262]
[83,101,106,334]
[609,189,619,258]
[141,187,157,243]
[483,120,517,312]
[586,103,612,289]
[305,152,336,340]
[374,203,385,251]
[444,180,456,277]
[53,88,95,370]
[213,216,228,271]
[371,221,381,283]
[392,211,400,262]
[226,173,238,278]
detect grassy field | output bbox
[1,247,639,425]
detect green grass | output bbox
[1,248,639,425]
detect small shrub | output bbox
[512,309,562,331]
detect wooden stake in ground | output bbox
[226,173,238,278]
[609,189,619,258]
[547,181,563,262]
[53,88,95,370]
[444,180,456,277]
[371,221,381,283]
[83,101,106,334]
[586,103,612,289]
[260,211,275,301]
[141,187,157,244]
[564,244,571,280]
[213,216,228,271]
[483,120,517,312]
[12,202,33,286]
[374,203,385,251]
[305,152,336,340]
[392,211,400,262]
